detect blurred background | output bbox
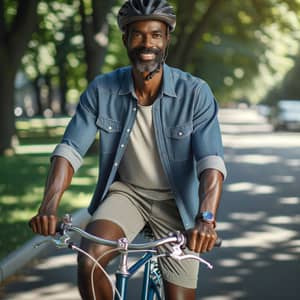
[0,1,300,299]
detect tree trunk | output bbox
[33,77,43,115]
[0,73,16,154]
[58,64,68,115]
[0,0,39,154]
[168,0,222,69]
[44,74,53,112]
[79,0,116,82]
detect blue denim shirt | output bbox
[52,64,226,229]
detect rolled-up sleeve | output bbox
[197,155,227,180]
[192,82,227,180]
[51,81,99,172]
[51,143,83,172]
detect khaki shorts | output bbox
[91,181,199,289]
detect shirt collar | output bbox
[118,64,177,98]
[118,66,135,96]
[162,64,177,98]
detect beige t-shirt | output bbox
[118,104,173,199]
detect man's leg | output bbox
[77,219,125,300]
[147,198,200,300]
[164,280,196,300]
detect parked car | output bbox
[256,104,271,118]
[269,100,300,131]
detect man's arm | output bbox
[29,156,74,236]
[186,168,223,253]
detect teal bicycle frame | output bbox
[115,251,162,300]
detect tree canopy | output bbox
[0,0,300,154]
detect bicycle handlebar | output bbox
[55,214,222,250]
[46,214,221,298]
[28,214,222,269]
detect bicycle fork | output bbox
[141,255,163,300]
[115,250,161,300]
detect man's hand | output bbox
[29,213,58,236]
[185,221,218,253]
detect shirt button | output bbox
[133,107,137,111]
[120,144,125,148]
[127,128,131,133]
[108,126,112,130]
[178,131,183,136]
[114,162,118,167]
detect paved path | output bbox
[1,108,300,299]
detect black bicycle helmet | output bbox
[118,0,176,32]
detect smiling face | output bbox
[123,20,170,73]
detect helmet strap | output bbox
[144,64,161,81]
[145,31,170,81]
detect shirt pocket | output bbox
[96,116,122,154]
[165,122,193,161]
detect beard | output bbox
[128,46,164,73]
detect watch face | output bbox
[202,211,214,221]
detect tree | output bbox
[165,0,300,102]
[167,0,223,69]
[20,0,119,120]
[23,1,86,115]
[0,0,39,154]
[264,54,300,106]
[1,0,130,154]
[79,0,117,82]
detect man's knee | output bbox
[77,246,103,271]
[77,219,125,276]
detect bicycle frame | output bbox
[115,251,162,300]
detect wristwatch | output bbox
[197,211,216,227]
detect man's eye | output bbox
[153,33,162,38]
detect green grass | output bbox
[0,118,98,261]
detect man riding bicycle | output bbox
[30,0,227,299]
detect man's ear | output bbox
[166,33,171,48]
[165,27,171,45]
[167,34,171,46]
[122,33,128,47]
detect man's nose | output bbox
[142,35,153,48]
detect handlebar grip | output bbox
[182,232,222,248]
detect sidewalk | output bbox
[0,208,90,284]
[1,249,81,300]
[1,230,149,300]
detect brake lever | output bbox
[169,244,214,269]
[34,238,53,248]
[34,233,71,249]
[34,214,74,250]
[172,253,213,269]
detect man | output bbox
[29,0,226,299]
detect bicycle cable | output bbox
[90,248,162,300]
[91,247,123,300]
[71,244,122,300]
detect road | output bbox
[1,108,300,299]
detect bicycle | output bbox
[35,214,221,300]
